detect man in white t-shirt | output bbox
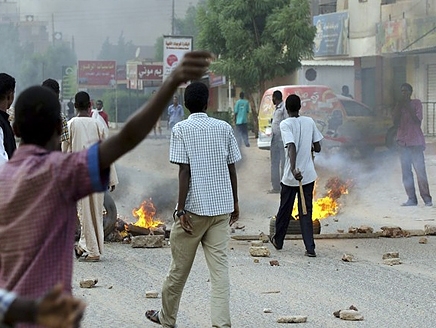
[270,94,323,257]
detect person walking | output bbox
[393,83,432,207]
[92,99,109,127]
[63,91,116,262]
[0,51,211,317]
[234,92,250,147]
[270,94,323,257]
[0,73,16,166]
[145,82,241,328]
[167,95,184,130]
[268,90,288,194]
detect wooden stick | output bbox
[299,180,307,215]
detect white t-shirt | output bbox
[280,116,323,187]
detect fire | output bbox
[293,177,351,221]
[132,199,163,229]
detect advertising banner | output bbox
[313,12,349,57]
[78,60,116,87]
[61,65,77,100]
[163,36,193,80]
[376,19,407,54]
[137,64,163,81]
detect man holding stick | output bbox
[270,94,323,257]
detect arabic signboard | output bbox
[163,36,193,80]
[137,64,163,81]
[61,65,77,100]
[209,72,226,88]
[78,60,116,87]
[313,12,349,57]
[376,19,407,54]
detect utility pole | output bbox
[171,0,175,35]
[51,13,55,45]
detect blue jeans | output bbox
[399,146,432,204]
[274,182,315,253]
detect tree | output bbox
[97,32,138,64]
[197,0,316,134]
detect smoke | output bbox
[16,0,200,59]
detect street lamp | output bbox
[110,78,118,129]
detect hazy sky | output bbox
[17,0,199,59]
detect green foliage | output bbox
[97,32,138,63]
[197,0,315,94]
[154,36,164,61]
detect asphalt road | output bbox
[73,131,436,327]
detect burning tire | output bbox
[103,192,117,239]
[269,216,321,236]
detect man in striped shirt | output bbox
[146,82,241,328]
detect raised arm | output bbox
[98,51,211,170]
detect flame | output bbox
[293,177,351,221]
[132,199,163,228]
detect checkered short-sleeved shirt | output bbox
[0,143,108,301]
[60,112,69,142]
[170,113,241,216]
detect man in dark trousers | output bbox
[270,94,323,257]
[393,82,432,207]
[0,73,16,166]
[269,90,288,194]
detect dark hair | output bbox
[272,90,282,101]
[401,83,413,93]
[0,73,16,100]
[75,91,90,109]
[184,82,208,113]
[14,86,61,146]
[96,99,103,105]
[42,78,60,96]
[342,85,349,93]
[285,94,301,112]
[239,92,245,99]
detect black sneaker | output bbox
[401,200,417,206]
[269,234,282,250]
[305,251,317,257]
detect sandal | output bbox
[74,245,84,259]
[78,255,100,262]
[145,310,161,325]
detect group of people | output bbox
[0,49,433,328]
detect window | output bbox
[340,99,374,117]
[381,0,396,4]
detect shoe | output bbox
[245,144,250,147]
[305,251,317,257]
[78,255,100,262]
[267,189,280,194]
[425,202,433,207]
[269,234,282,250]
[74,245,84,259]
[401,200,417,206]
[145,310,161,325]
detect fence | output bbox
[422,102,436,136]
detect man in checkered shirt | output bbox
[146,82,241,328]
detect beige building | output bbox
[308,0,436,135]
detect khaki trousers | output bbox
[160,213,231,328]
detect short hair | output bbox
[96,99,103,105]
[342,85,349,93]
[239,92,245,99]
[285,94,301,112]
[42,78,60,96]
[14,86,61,146]
[75,91,90,109]
[272,90,282,101]
[0,73,16,100]
[184,82,208,113]
[401,83,413,93]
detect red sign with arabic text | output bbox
[137,64,163,81]
[78,60,116,86]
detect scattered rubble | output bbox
[79,279,98,288]
[424,224,436,235]
[251,241,263,247]
[253,259,260,263]
[337,229,344,233]
[259,232,270,243]
[131,235,164,248]
[145,291,159,298]
[269,260,280,266]
[382,252,399,259]
[277,316,307,323]
[380,226,409,238]
[357,225,374,233]
[384,258,402,266]
[334,306,363,321]
[263,308,272,313]
[249,246,271,257]
[342,254,354,262]
[419,237,428,244]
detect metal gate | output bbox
[425,64,436,136]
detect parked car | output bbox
[257,85,395,154]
